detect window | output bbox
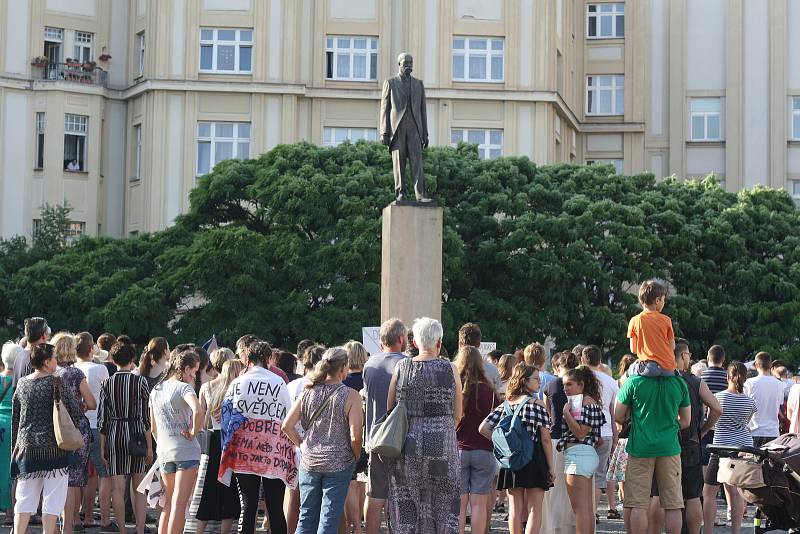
[73,31,93,62]
[137,31,145,77]
[132,125,142,181]
[793,97,800,140]
[451,129,503,160]
[586,75,624,116]
[35,113,46,169]
[44,27,63,65]
[690,98,722,141]
[325,37,378,81]
[452,37,504,82]
[323,127,377,146]
[587,159,624,174]
[196,122,250,175]
[64,114,88,171]
[199,29,252,73]
[66,221,85,244]
[587,4,625,38]
[791,180,800,205]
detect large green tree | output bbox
[0,141,797,366]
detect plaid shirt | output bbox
[484,397,552,445]
[557,403,605,451]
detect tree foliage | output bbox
[0,141,797,367]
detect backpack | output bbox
[491,396,535,470]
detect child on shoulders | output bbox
[627,280,676,377]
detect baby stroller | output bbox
[708,434,800,534]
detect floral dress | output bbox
[58,365,92,487]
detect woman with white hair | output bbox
[386,317,463,534]
[0,342,22,522]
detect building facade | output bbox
[1,0,799,239]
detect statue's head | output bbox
[397,53,413,76]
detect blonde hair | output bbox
[209,359,245,420]
[210,347,235,373]
[498,354,516,381]
[344,340,369,371]
[305,347,349,389]
[51,331,77,366]
[523,342,546,368]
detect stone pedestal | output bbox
[380,203,443,327]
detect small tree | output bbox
[32,203,72,253]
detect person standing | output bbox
[342,340,369,534]
[743,352,785,447]
[98,343,153,534]
[136,337,170,391]
[701,362,757,534]
[362,318,407,534]
[699,345,727,474]
[524,343,556,401]
[150,349,203,534]
[12,344,83,534]
[458,323,502,392]
[581,345,621,522]
[52,332,96,534]
[788,381,800,434]
[12,317,50,385]
[0,343,22,523]
[387,317,462,534]
[282,347,363,534]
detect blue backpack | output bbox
[491,397,535,470]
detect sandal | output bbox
[608,509,622,520]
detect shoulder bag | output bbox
[367,360,410,458]
[302,384,346,430]
[197,383,215,455]
[126,375,149,458]
[53,376,85,451]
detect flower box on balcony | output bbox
[83,62,96,71]
[31,57,48,67]
[99,54,112,61]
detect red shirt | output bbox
[457,382,499,451]
[270,365,289,383]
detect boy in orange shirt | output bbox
[627,280,676,376]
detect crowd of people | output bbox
[0,279,798,534]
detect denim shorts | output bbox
[88,428,108,478]
[161,459,200,474]
[564,444,599,478]
[459,449,498,494]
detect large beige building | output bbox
[1,0,799,239]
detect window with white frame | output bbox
[793,97,800,140]
[73,31,93,62]
[64,114,88,171]
[199,29,252,73]
[587,4,625,38]
[35,112,46,169]
[586,75,624,116]
[132,125,142,181]
[325,37,378,81]
[587,159,624,174]
[44,27,63,64]
[690,98,722,141]
[66,221,86,244]
[196,122,250,175]
[452,37,504,82]
[790,180,800,205]
[451,129,503,160]
[137,31,145,77]
[323,127,377,147]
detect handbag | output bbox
[717,456,766,489]
[52,377,84,451]
[125,376,148,458]
[197,384,213,455]
[367,361,409,458]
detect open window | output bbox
[64,114,88,171]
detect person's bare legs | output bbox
[625,507,648,534]
[14,512,32,534]
[468,493,489,534]
[99,477,112,525]
[725,484,743,534]
[167,468,197,534]
[701,483,718,534]
[664,509,683,534]
[284,487,300,534]
[458,494,469,534]
[110,475,127,534]
[83,476,98,524]
[41,513,59,534]
[345,481,364,534]
[684,498,702,534]
[566,474,595,534]
[507,488,526,534]
[63,487,80,534]
[524,488,545,534]
[220,518,233,534]
[158,472,174,534]
[131,473,148,534]
[364,497,386,534]
[607,480,618,514]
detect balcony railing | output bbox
[33,62,108,87]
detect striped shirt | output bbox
[701,367,728,395]
[713,391,757,448]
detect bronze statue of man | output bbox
[380,53,432,203]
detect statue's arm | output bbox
[380,80,392,145]
[420,81,429,148]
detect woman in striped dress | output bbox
[98,343,153,534]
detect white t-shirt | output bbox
[74,360,109,428]
[787,384,800,435]
[287,376,310,403]
[482,359,502,392]
[149,380,201,463]
[593,369,620,437]
[744,374,785,437]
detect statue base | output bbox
[380,203,443,327]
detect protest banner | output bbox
[362,326,381,355]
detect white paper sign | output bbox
[478,342,497,357]
[362,326,381,355]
